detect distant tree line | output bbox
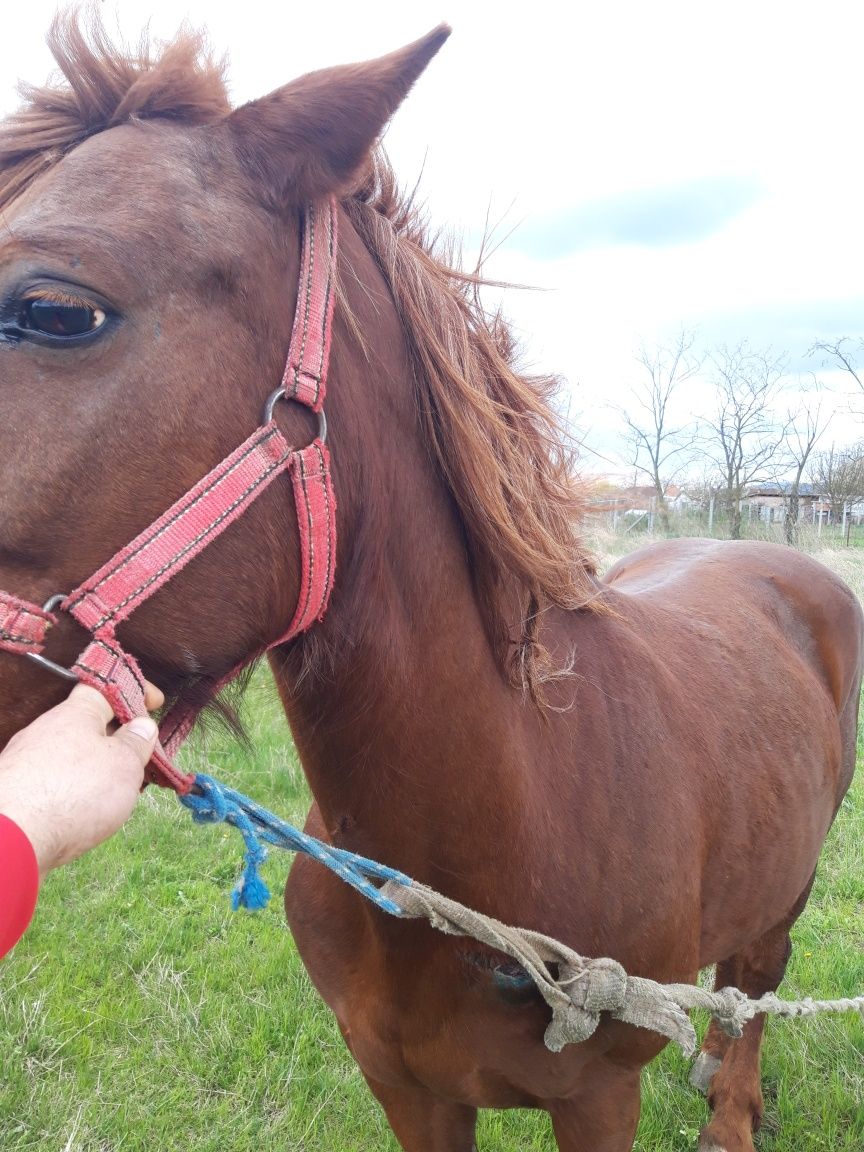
[612,330,864,545]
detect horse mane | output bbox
[343,161,601,698]
[0,11,229,211]
[0,12,602,702]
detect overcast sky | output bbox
[2,1,863,475]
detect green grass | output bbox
[2,549,864,1150]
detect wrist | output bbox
[0,793,58,876]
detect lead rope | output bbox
[180,774,410,914]
[178,774,864,1057]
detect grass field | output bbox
[1,538,863,1150]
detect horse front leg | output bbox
[694,873,816,1152]
[545,1060,642,1152]
[364,1075,478,1152]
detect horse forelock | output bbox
[0,9,229,212]
[343,155,604,701]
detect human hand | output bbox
[0,683,163,875]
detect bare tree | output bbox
[782,388,829,546]
[679,466,725,533]
[704,343,788,539]
[616,331,701,534]
[681,467,724,510]
[809,441,864,522]
[810,337,864,394]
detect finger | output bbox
[67,683,118,728]
[143,680,165,711]
[112,715,159,769]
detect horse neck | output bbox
[269,208,534,884]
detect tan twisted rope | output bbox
[384,880,864,1055]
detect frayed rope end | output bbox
[181,772,271,913]
[232,867,271,911]
[179,772,410,918]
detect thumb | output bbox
[112,715,159,769]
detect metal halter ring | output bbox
[262,387,327,443]
[24,594,79,683]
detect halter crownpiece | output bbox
[0,198,339,794]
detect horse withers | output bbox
[0,15,861,1151]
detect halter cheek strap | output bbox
[0,596,55,655]
[0,198,339,794]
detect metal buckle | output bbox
[262,387,327,444]
[24,594,79,682]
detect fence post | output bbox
[708,496,714,535]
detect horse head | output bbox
[0,15,449,751]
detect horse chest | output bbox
[337,958,572,1107]
[288,855,611,1104]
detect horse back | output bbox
[603,538,864,723]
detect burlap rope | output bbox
[383,880,864,1055]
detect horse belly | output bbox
[694,634,852,962]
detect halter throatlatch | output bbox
[0,199,339,794]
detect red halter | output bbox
[0,199,339,794]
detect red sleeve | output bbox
[0,814,39,958]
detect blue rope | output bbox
[179,773,411,914]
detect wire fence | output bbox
[591,505,864,552]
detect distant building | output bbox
[589,483,686,516]
[741,482,830,524]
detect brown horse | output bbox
[1,15,861,1152]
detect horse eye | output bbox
[22,298,107,338]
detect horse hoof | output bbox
[689,1052,722,1095]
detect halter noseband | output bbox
[0,199,339,794]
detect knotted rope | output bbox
[179,774,409,914]
[180,774,864,1056]
[384,882,864,1054]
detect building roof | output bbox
[745,482,823,498]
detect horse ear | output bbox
[226,26,451,206]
